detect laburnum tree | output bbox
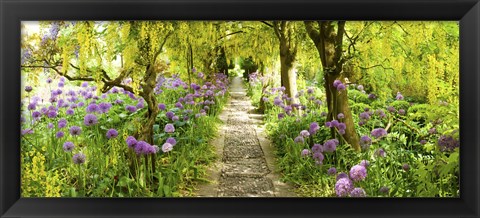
[21,21,174,147]
[304,21,361,151]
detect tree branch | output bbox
[260,21,274,28]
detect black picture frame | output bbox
[1,0,479,217]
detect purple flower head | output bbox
[28,103,36,111]
[99,102,112,113]
[83,114,98,126]
[277,113,285,120]
[172,116,179,122]
[86,103,99,113]
[336,172,349,181]
[323,139,338,153]
[136,102,144,109]
[301,149,310,157]
[166,111,175,120]
[360,160,370,168]
[72,153,86,164]
[134,141,149,155]
[66,108,75,115]
[106,129,118,139]
[368,93,376,99]
[429,128,437,134]
[58,119,67,128]
[420,139,427,145]
[371,128,387,138]
[437,135,459,152]
[398,109,406,115]
[396,92,404,100]
[325,121,332,128]
[309,122,320,135]
[126,136,137,148]
[337,84,346,91]
[333,80,342,88]
[162,142,173,153]
[312,144,323,153]
[21,129,34,135]
[349,165,367,181]
[360,135,372,150]
[294,136,305,144]
[58,82,64,88]
[63,141,75,152]
[47,110,58,118]
[313,152,324,163]
[338,129,345,135]
[164,124,175,133]
[360,112,370,120]
[337,123,346,131]
[357,85,364,91]
[69,126,82,136]
[125,105,137,113]
[350,188,367,197]
[273,98,283,106]
[337,113,345,119]
[158,103,166,111]
[56,131,64,138]
[25,86,33,92]
[300,130,310,138]
[46,78,52,84]
[328,167,337,176]
[375,148,386,158]
[315,100,323,106]
[402,163,410,172]
[47,122,54,129]
[166,137,177,146]
[330,120,339,128]
[335,178,354,197]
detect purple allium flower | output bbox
[86,103,99,113]
[315,100,323,106]
[338,129,345,135]
[166,111,175,120]
[294,136,305,144]
[312,144,323,153]
[402,163,410,172]
[166,137,177,146]
[371,128,387,138]
[320,111,327,117]
[375,148,386,158]
[349,165,367,181]
[330,120,339,128]
[126,105,137,113]
[21,129,34,135]
[278,113,285,119]
[360,160,370,168]
[309,122,320,135]
[27,103,36,111]
[368,93,376,99]
[379,186,390,194]
[134,141,149,155]
[313,152,324,162]
[398,109,406,115]
[337,123,346,130]
[78,102,85,107]
[358,121,365,126]
[337,84,346,91]
[126,136,137,148]
[136,102,144,109]
[32,111,42,119]
[387,106,396,113]
[25,86,33,92]
[164,124,175,133]
[73,153,86,164]
[99,102,112,113]
[58,82,64,88]
[323,139,338,153]
[273,98,283,106]
[114,99,123,105]
[336,172,349,181]
[162,142,173,153]
[360,135,372,150]
[337,113,345,119]
[46,78,52,84]
[375,109,386,118]
[69,126,82,136]
[83,114,98,126]
[357,85,364,91]
[56,131,64,138]
[437,135,459,152]
[158,103,166,111]
[66,108,74,115]
[325,121,332,128]
[429,128,437,134]
[47,122,54,129]
[396,92,404,100]
[359,112,370,120]
[106,129,118,139]
[300,130,310,138]
[335,178,354,197]
[63,141,75,152]
[328,167,337,176]
[420,139,427,145]
[172,116,179,122]
[301,149,310,157]
[333,80,342,88]
[47,110,58,118]
[58,120,67,128]
[350,188,367,197]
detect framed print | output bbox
[1,0,479,217]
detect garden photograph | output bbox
[20,21,459,198]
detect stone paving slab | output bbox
[217,177,275,197]
[221,157,270,178]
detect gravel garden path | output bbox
[196,77,296,197]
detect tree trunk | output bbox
[275,21,298,104]
[305,21,360,151]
